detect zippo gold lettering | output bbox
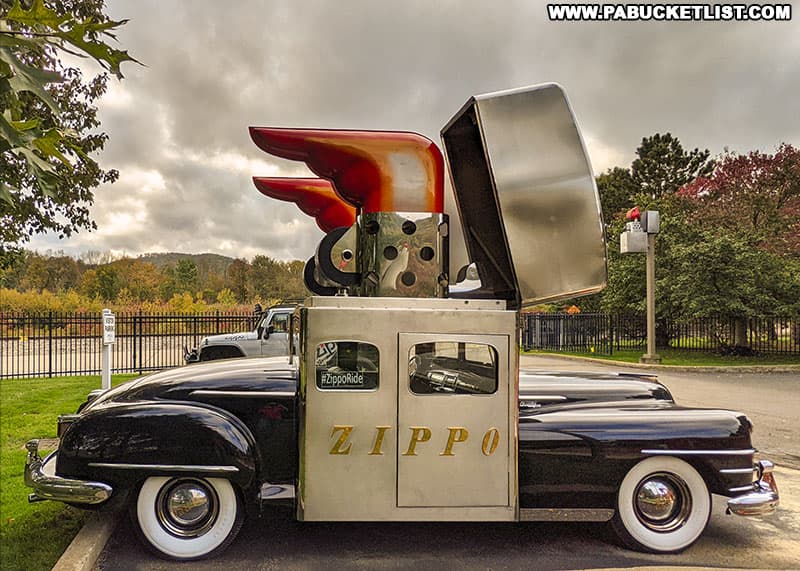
[403,426,432,456]
[440,427,469,456]
[481,427,500,456]
[369,426,391,455]
[329,425,354,455]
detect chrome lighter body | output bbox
[298,296,517,521]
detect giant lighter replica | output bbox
[25,84,778,562]
[249,83,607,521]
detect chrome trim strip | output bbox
[190,390,295,398]
[729,484,756,493]
[87,463,239,473]
[721,467,757,474]
[519,395,567,401]
[519,508,614,522]
[641,449,755,456]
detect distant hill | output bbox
[138,252,236,276]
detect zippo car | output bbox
[184,304,296,363]
[24,84,779,561]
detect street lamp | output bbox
[620,208,661,364]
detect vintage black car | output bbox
[23,84,780,561]
[26,354,778,560]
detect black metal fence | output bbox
[1,311,256,379]
[4,311,799,378]
[522,313,800,355]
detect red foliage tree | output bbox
[678,143,800,257]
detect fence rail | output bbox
[1,311,256,379]
[522,313,800,356]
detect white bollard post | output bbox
[101,309,116,390]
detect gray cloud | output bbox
[27,0,800,260]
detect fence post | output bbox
[48,311,53,378]
[131,311,137,374]
[137,310,143,374]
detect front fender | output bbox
[58,402,258,491]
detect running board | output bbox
[519,508,614,522]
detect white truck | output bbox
[184,303,296,362]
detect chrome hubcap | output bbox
[156,479,218,538]
[634,473,691,532]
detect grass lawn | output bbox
[1,374,138,571]
[523,348,800,366]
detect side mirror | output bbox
[265,325,275,339]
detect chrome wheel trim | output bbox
[155,478,219,538]
[614,456,711,553]
[633,473,692,532]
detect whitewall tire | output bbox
[612,456,711,553]
[133,476,244,561]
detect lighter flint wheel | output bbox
[133,476,244,561]
[612,456,711,553]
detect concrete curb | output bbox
[521,352,800,374]
[52,511,118,571]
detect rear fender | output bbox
[58,402,258,491]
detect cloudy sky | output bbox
[27,0,800,261]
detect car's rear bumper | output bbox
[24,439,112,505]
[727,459,779,517]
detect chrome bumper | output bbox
[727,459,779,517]
[24,439,112,505]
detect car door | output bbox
[261,311,290,357]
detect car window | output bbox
[409,342,497,395]
[315,341,379,390]
[271,312,289,333]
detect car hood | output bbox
[519,369,672,408]
[84,356,297,410]
[203,331,258,343]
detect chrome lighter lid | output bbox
[441,83,607,308]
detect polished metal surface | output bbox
[299,296,517,522]
[728,460,780,517]
[720,467,758,475]
[634,473,691,532]
[636,478,678,522]
[441,83,607,307]
[641,449,756,456]
[190,390,295,398]
[156,478,219,538]
[24,440,112,505]
[87,462,239,473]
[519,508,614,522]
[359,212,448,298]
[397,332,510,508]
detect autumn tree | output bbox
[226,258,250,303]
[678,143,800,257]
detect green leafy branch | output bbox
[0,0,138,207]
